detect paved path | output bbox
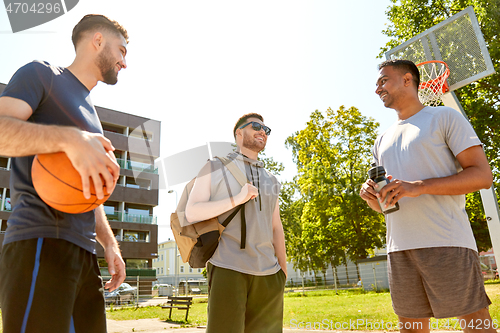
[107,318,343,333]
[107,319,462,333]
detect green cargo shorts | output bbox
[206,263,286,333]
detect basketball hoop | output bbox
[416,60,450,106]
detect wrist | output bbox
[413,180,425,196]
[58,127,81,153]
[234,192,245,206]
[105,241,120,252]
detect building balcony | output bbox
[116,158,158,174]
[106,211,157,225]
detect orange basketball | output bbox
[31,152,115,214]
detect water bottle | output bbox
[368,163,399,214]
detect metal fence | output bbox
[102,276,209,309]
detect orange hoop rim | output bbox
[416,60,451,93]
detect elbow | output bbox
[482,173,493,190]
[480,167,494,190]
[185,208,194,224]
[185,205,201,224]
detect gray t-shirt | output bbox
[208,152,281,276]
[373,106,481,253]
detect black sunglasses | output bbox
[239,121,271,136]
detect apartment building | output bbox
[153,239,204,286]
[0,83,160,284]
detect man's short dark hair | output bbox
[378,59,420,91]
[72,14,129,48]
[233,113,264,138]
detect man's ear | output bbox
[403,72,413,87]
[92,32,104,50]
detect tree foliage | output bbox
[380,0,500,251]
[282,107,385,274]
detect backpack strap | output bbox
[217,156,249,186]
[216,156,249,249]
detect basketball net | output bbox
[416,60,450,107]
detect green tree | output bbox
[259,150,285,176]
[285,107,385,275]
[380,0,500,251]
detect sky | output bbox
[0,0,398,242]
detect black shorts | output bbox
[0,238,106,333]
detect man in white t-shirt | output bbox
[360,59,495,333]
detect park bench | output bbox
[162,296,193,321]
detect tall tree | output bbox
[286,107,385,272]
[379,0,500,251]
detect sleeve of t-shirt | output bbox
[372,136,381,166]
[441,107,482,157]
[0,61,51,113]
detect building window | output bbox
[123,230,149,242]
[129,129,153,141]
[161,267,163,274]
[125,259,148,269]
[102,122,126,135]
[125,177,151,190]
[161,254,163,261]
[0,156,9,169]
[198,268,202,273]
[104,202,120,221]
[1,189,11,211]
[189,268,193,273]
[180,266,184,273]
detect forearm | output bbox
[0,115,80,157]
[273,222,287,276]
[95,205,119,250]
[186,195,242,223]
[95,205,125,290]
[417,166,492,196]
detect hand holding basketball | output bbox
[32,151,117,213]
[32,130,120,214]
[62,129,120,200]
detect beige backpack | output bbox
[170,156,248,268]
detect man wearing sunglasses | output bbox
[186,113,287,333]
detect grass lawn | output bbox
[0,283,497,332]
[104,282,500,330]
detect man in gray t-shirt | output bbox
[186,113,286,333]
[360,59,494,331]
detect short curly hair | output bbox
[72,14,129,48]
[233,113,264,138]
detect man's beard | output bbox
[242,132,265,153]
[96,44,118,85]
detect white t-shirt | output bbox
[373,106,482,253]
